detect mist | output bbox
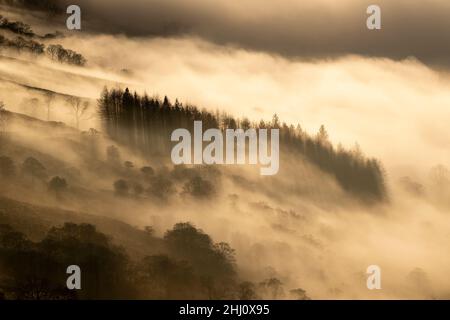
[1,3,450,300]
[4,30,450,176]
[14,0,450,66]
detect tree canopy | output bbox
[98,88,386,201]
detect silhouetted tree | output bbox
[0,15,34,36]
[0,224,30,249]
[0,101,6,139]
[39,223,130,299]
[124,161,134,170]
[66,97,90,129]
[3,36,43,54]
[317,124,329,144]
[141,166,155,179]
[237,281,258,300]
[259,278,284,299]
[114,179,129,196]
[46,44,86,66]
[0,224,70,300]
[135,254,196,299]
[44,92,54,121]
[48,176,67,196]
[144,226,155,236]
[290,288,310,300]
[0,222,250,300]
[22,157,47,183]
[182,176,215,199]
[272,114,280,128]
[148,174,174,200]
[164,223,235,280]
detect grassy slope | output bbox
[0,195,165,259]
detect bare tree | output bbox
[0,101,6,138]
[44,92,55,121]
[66,97,90,129]
[46,44,61,60]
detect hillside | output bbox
[0,195,165,259]
[2,3,448,301]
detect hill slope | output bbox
[0,195,165,259]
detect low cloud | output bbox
[28,0,450,67]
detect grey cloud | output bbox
[13,0,450,66]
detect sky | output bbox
[46,0,450,67]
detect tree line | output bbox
[0,15,34,36]
[0,15,86,66]
[98,88,387,201]
[0,222,307,300]
[0,35,86,66]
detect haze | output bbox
[0,1,450,299]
